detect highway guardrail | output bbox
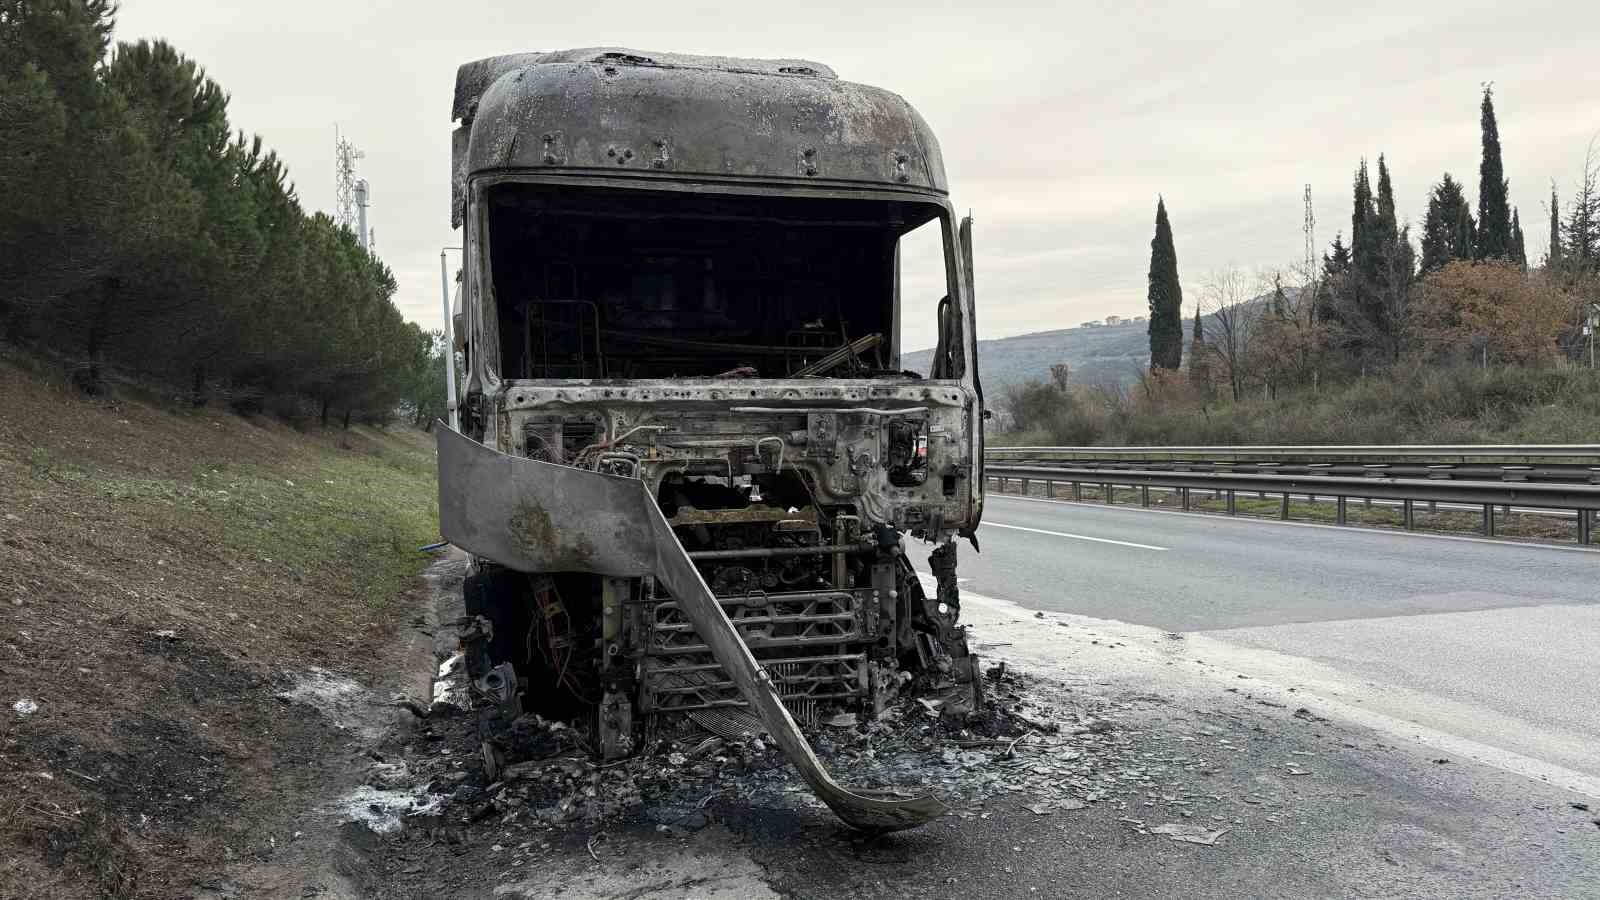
[984,445,1600,485]
[984,464,1600,545]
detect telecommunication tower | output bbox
[1303,184,1316,283]
[334,125,365,233]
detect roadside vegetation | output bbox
[997,363,1600,446]
[0,356,440,898]
[0,1,449,423]
[1002,87,1600,447]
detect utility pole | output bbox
[440,247,462,431]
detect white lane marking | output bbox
[983,520,1166,551]
[989,493,1600,555]
[916,569,1600,801]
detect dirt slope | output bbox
[0,355,440,899]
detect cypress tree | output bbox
[1453,195,1477,262]
[1510,208,1527,268]
[1376,155,1398,234]
[1350,160,1382,324]
[1475,86,1512,259]
[1146,197,1184,371]
[1547,184,1563,269]
[1187,305,1211,396]
[1374,154,1413,283]
[1351,160,1375,269]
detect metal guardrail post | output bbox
[1226,490,1237,515]
[1336,496,1348,525]
[1483,504,1496,536]
[1580,510,1593,545]
[1180,487,1190,511]
[1402,499,1415,530]
[1046,480,1055,499]
[1021,478,1030,496]
[1140,485,1151,507]
[1072,481,1082,502]
[1103,483,1114,504]
[1280,493,1291,520]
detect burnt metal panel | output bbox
[451,125,470,229]
[435,423,946,830]
[437,422,658,576]
[453,48,838,122]
[453,49,946,196]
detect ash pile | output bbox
[382,656,1140,838]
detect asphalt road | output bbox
[952,494,1600,782]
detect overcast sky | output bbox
[116,1,1599,351]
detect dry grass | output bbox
[0,355,439,898]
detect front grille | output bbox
[640,588,871,718]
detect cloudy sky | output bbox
[116,0,1599,351]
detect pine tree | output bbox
[1546,184,1563,270]
[1420,174,1475,274]
[1146,197,1184,371]
[1323,234,1352,276]
[1566,144,1599,272]
[1316,233,1351,326]
[1475,86,1512,259]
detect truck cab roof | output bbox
[451,47,947,227]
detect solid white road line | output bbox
[914,570,1600,801]
[983,520,1167,551]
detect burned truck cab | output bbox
[443,48,985,761]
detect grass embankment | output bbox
[0,353,439,899]
[995,365,1600,446]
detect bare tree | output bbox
[1254,263,1332,394]
[1197,266,1260,401]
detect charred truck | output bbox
[438,48,984,830]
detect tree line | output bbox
[1008,85,1600,442]
[0,1,445,425]
[1135,85,1598,404]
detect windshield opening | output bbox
[481,182,956,380]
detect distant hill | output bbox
[904,320,1152,392]
[905,291,1281,395]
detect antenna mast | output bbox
[1303,184,1316,285]
[334,125,365,236]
